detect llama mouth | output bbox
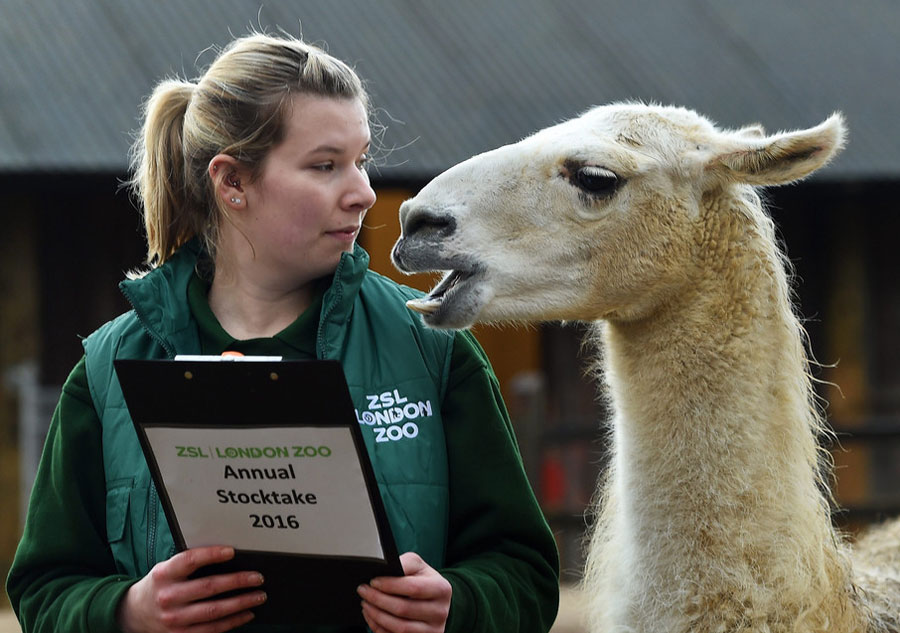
[406,269,476,315]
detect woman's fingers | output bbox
[165,588,267,629]
[175,609,257,633]
[358,584,442,623]
[162,546,237,581]
[175,570,265,603]
[118,545,267,633]
[357,553,451,632]
[361,600,421,633]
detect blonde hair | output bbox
[128,32,369,267]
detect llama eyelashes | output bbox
[559,160,624,201]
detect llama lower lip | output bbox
[408,269,486,329]
[429,270,468,301]
[409,270,474,315]
[406,270,465,316]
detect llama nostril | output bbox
[404,210,456,239]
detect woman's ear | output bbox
[208,154,247,209]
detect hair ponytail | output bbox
[128,79,202,266]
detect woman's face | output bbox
[239,94,376,285]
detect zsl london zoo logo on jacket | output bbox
[355,388,433,443]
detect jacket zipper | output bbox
[317,256,346,359]
[147,482,158,565]
[120,283,171,565]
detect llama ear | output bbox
[734,123,766,138]
[707,113,846,186]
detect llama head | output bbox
[392,103,845,329]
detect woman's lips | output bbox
[327,226,360,242]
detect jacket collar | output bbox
[118,240,203,357]
[119,239,370,358]
[318,243,369,359]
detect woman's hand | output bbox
[357,552,452,633]
[117,546,267,633]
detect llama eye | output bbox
[574,166,620,197]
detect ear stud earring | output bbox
[231,197,241,204]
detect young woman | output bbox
[6,32,559,633]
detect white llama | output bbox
[391,103,900,632]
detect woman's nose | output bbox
[345,168,377,211]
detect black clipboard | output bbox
[114,358,403,628]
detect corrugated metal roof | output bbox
[1,0,898,180]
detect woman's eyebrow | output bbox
[309,140,371,154]
[309,144,344,155]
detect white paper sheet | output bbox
[143,425,384,559]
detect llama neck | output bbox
[602,288,822,518]
[598,201,836,582]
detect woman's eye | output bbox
[357,154,371,170]
[313,162,334,172]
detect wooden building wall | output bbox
[0,193,40,608]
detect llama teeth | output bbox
[406,298,441,314]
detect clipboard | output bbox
[114,358,403,628]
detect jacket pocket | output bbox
[105,477,144,576]
[105,478,133,543]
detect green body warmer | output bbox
[83,243,454,577]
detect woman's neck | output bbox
[207,265,315,340]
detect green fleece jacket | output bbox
[7,247,559,633]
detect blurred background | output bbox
[1,1,899,630]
